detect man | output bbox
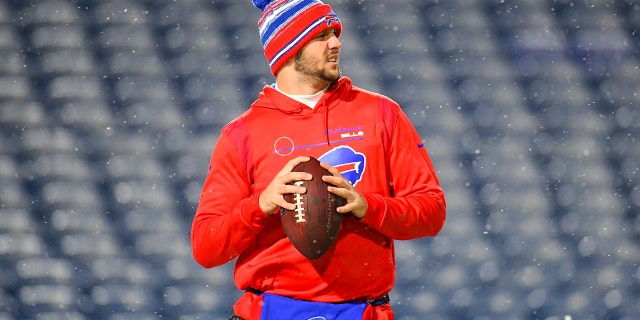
[190,0,446,319]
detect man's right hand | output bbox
[258,156,312,214]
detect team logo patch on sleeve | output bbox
[318,146,366,186]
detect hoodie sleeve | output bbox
[191,125,270,268]
[359,97,446,240]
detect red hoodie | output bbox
[191,77,446,319]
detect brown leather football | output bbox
[281,157,345,259]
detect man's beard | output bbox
[294,50,341,83]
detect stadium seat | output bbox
[91,1,148,26]
[119,208,185,235]
[109,180,175,212]
[17,284,82,318]
[0,26,21,50]
[23,154,96,182]
[161,284,232,318]
[38,181,104,211]
[0,183,29,210]
[14,0,79,26]
[36,49,97,77]
[55,100,115,133]
[30,312,88,320]
[0,76,32,102]
[48,209,114,237]
[131,232,191,264]
[59,233,121,262]
[104,49,165,77]
[88,284,158,316]
[104,154,166,182]
[106,312,159,320]
[45,75,106,103]
[0,155,19,183]
[0,50,26,75]
[120,100,186,132]
[0,2,10,25]
[14,258,75,286]
[28,25,85,52]
[87,257,163,287]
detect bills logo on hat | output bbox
[319,146,365,186]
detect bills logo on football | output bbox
[293,181,306,223]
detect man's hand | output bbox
[259,156,312,215]
[320,162,368,219]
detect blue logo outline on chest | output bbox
[318,146,366,187]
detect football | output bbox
[281,157,345,260]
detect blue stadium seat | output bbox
[161,284,235,318]
[161,255,236,287]
[88,257,163,287]
[0,50,26,75]
[88,284,158,316]
[119,100,185,132]
[598,70,640,111]
[14,0,79,27]
[218,1,259,29]
[14,258,75,286]
[110,180,176,212]
[107,313,159,320]
[38,181,104,210]
[17,284,82,318]
[48,209,114,236]
[0,2,10,25]
[0,209,37,236]
[164,24,228,56]
[159,129,217,160]
[59,233,121,264]
[104,49,165,77]
[0,183,29,210]
[131,232,191,264]
[111,75,175,104]
[153,0,222,30]
[45,75,106,103]
[170,152,211,185]
[37,49,97,77]
[0,155,18,183]
[120,208,184,235]
[92,1,149,26]
[24,154,96,182]
[0,26,21,50]
[0,75,32,102]
[28,25,85,51]
[90,130,157,157]
[19,127,81,157]
[489,0,556,29]
[55,100,115,133]
[188,96,245,131]
[96,24,155,53]
[104,154,166,182]
[30,312,88,320]
[0,232,46,263]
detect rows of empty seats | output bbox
[0,0,638,319]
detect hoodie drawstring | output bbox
[323,101,331,146]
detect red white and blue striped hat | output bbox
[252,0,342,75]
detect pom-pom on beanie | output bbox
[252,0,342,75]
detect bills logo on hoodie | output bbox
[319,146,366,186]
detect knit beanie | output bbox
[252,0,342,75]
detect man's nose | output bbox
[328,35,341,49]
